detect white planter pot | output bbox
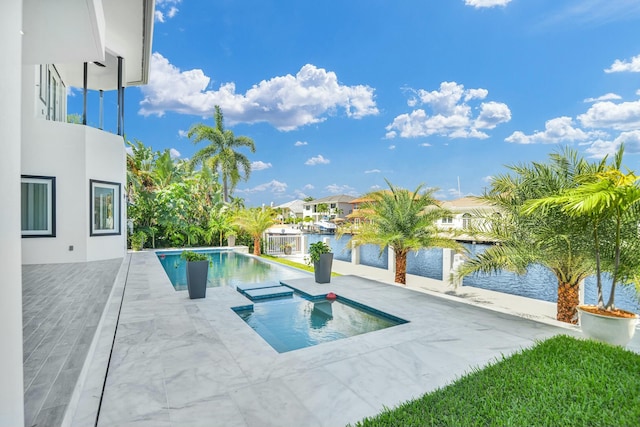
[577,306,639,347]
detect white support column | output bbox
[302,234,308,255]
[351,240,360,265]
[442,248,454,282]
[0,1,25,425]
[388,246,396,275]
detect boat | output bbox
[314,220,337,233]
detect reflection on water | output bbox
[157,250,307,291]
[407,248,443,280]
[462,243,640,313]
[304,235,639,313]
[236,294,405,353]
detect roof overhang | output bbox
[23,0,155,90]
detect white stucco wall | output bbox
[0,1,25,425]
[21,112,126,264]
[85,125,126,261]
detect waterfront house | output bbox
[302,194,355,223]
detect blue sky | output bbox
[77,0,640,207]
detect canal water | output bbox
[307,234,640,313]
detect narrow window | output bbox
[462,213,472,229]
[90,180,121,236]
[21,176,55,237]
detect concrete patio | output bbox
[23,250,640,426]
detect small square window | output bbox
[21,175,56,237]
[90,179,121,236]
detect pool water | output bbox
[234,293,407,353]
[157,250,307,291]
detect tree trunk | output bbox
[223,175,229,204]
[253,237,261,256]
[395,250,407,285]
[557,281,579,324]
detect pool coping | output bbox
[67,250,640,427]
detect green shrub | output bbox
[180,250,208,262]
[131,231,147,251]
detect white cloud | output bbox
[303,184,314,190]
[448,188,463,198]
[177,129,188,138]
[305,155,330,165]
[155,0,181,22]
[167,6,179,18]
[293,190,310,199]
[251,161,272,171]
[584,93,622,103]
[464,0,512,8]
[605,54,640,73]
[169,148,181,158]
[140,54,378,131]
[389,145,396,150]
[237,180,287,194]
[421,142,432,147]
[370,185,382,190]
[618,131,640,153]
[364,169,381,174]
[538,1,640,29]
[506,116,594,144]
[585,130,640,158]
[386,81,510,140]
[325,184,357,195]
[475,101,512,129]
[578,100,640,131]
[637,89,640,96]
[294,141,308,146]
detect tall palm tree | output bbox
[233,208,276,256]
[188,105,255,203]
[354,180,463,285]
[457,148,602,323]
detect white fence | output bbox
[265,234,305,256]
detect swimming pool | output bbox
[234,291,407,353]
[156,249,307,291]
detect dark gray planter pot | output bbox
[314,253,333,284]
[186,260,208,299]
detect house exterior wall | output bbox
[85,125,126,261]
[21,113,126,264]
[0,2,25,425]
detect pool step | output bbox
[236,282,280,294]
[243,286,293,301]
[237,282,294,301]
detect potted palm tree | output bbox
[308,241,333,283]
[525,145,640,345]
[181,250,209,299]
[457,148,598,324]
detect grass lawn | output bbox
[353,335,640,427]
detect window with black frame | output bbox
[21,175,56,237]
[90,179,121,236]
